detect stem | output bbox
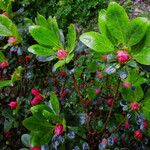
[101,78,121,136]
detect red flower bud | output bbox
[134,130,142,140]
[107,99,113,106]
[95,89,101,95]
[5,131,12,137]
[34,94,43,101]
[31,147,41,150]
[124,122,130,129]
[113,136,118,143]
[25,55,31,62]
[31,88,40,96]
[143,120,149,129]
[0,61,9,69]
[61,91,68,98]
[130,102,139,111]
[54,124,64,136]
[57,50,67,60]
[116,50,130,64]
[59,70,67,77]
[30,99,41,105]
[8,101,18,109]
[85,99,90,105]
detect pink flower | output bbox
[31,147,41,150]
[57,50,67,60]
[124,122,130,129]
[54,124,64,136]
[0,61,9,69]
[31,88,40,96]
[34,94,43,101]
[30,99,41,105]
[95,89,101,95]
[116,50,130,64]
[134,130,142,140]
[8,101,18,109]
[130,102,139,111]
[8,37,16,44]
[123,82,131,88]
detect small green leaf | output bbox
[67,24,76,52]
[66,53,74,63]
[53,60,66,69]
[80,32,114,53]
[133,48,150,65]
[106,2,129,44]
[28,44,55,56]
[50,92,60,115]
[23,116,52,131]
[127,17,148,46]
[0,80,12,89]
[0,51,7,62]
[29,25,60,48]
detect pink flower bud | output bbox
[134,130,142,140]
[31,88,40,96]
[116,50,129,64]
[85,99,90,105]
[31,147,41,150]
[124,122,130,129]
[113,136,118,143]
[107,99,113,106]
[95,89,101,95]
[34,94,43,101]
[8,37,17,44]
[57,50,67,60]
[30,99,41,105]
[130,102,139,111]
[0,61,9,69]
[8,101,18,109]
[143,120,149,129]
[123,82,131,88]
[54,124,64,136]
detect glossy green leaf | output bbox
[36,13,49,28]
[53,60,66,69]
[133,48,150,65]
[28,44,55,56]
[30,104,52,120]
[0,51,7,62]
[127,17,148,46]
[23,116,52,131]
[67,24,76,52]
[31,130,53,147]
[29,25,60,47]
[50,91,60,115]
[143,24,150,48]
[106,2,129,44]
[80,32,114,52]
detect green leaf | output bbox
[53,60,66,69]
[28,44,55,56]
[106,2,129,44]
[127,17,148,46]
[29,25,60,48]
[80,32,114,52]
[133,48,150,65]
[0,80,12,89]
[0,51,7,62]
[143,24,150,48]
[36,13,49,28]
[121,86,144,102]
[66,53,74,63]
[47,16,62,48]
[67,24,76,52]
[30,104,52,120]
[98,9,107,34]
[31,130,53,147]
[21,134,31,147]
[50,92,60,115]
[0,15,22,43]
[23,116,52,131]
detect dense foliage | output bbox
[0,1,150,150]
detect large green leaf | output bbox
[29,25,60,48]
[106,2,129,44]
[53,60,66,69]
[50,92,60,115]
[31,130,53,147]
[127,17,148,47]
[143,24,150,48]
[23,116,52,131]
[28,44,55,56]
[133,48,150,65]
[30,104,52,120]
[0,15,21,43]
[67,24,76,52]
[80,32,114,52]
